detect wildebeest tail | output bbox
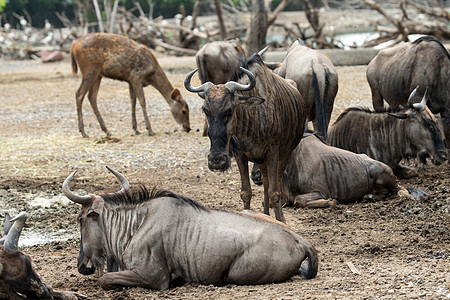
[70,45,78,75]
[300,243,319,279]
[313,68,329,140]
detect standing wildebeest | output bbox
[185,53,307,222]
[251,39,338,186]
[328,91,447,178]
[62,167,318,290]
[275,38,338,140]
[71,32,191,138]
[283,132,408,208]
[196,40,246,136]
[366,35,449,148]
[0,212,52,299]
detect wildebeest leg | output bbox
[370,86,384,110]
[263,151,286,222]
[76,72,99,138]
[235,154,252,210]
[99,268,170,290]
[393,163,418,179]
[87,76,111,137]
[129,84,140,135]
[130,83,155,136]
[294,192,337,208]
[274,156,291,223]
[258,163,270,216]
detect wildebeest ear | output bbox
[388,112,409,119]
[237,95,265,106]
[171,89,182,102]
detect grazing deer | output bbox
[71,32,191,138]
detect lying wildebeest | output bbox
[185,53,307,222]
[71,32,191,138]
[283,132,409,208]
[275,38,338,140]
[0,213,85,299]
[0,212,52,299]
[196,40,246,136]
[328,90,447,178]
[62,167,318,290]
[366,35,449,148]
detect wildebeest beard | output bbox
[423,117,447,164]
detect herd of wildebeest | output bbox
[1,32,449,299]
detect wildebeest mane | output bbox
[412,36,450,60]
[231,53,265,82]
[332,106,416,125]
[101,185,209,211]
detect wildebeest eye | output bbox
[87,210,99,219]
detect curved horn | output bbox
[184,68,213,93]
[407,86,419,104]
[3,212,11,236]
[0,212,10,246]
[420,87,429,106]
[105,166,130,193]
[62,170,93,205]
[224,67,256,93]
[257,45,269,56]
[412,87,429,111]
[4,211,27,254]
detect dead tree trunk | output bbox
[245,0,291,55]
[214,0,227,40]
[245,0,267,55]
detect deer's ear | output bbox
[171,89,181,102]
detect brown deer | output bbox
[71,32,191,138]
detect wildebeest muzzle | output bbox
[77,243,96,275]
[207,152,230,171]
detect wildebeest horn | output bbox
[412,87,429,111]
[420,87,429,105]
[224,67,256,93]
[184,68,213,93]
[3,212,11,236]
[105,166,130,193]
[407,86,419,104]
[4,211,27,254]
[0,212,11,246]
[62,170,93,205]
[257,45,269,56]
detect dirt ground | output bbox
[0,54,448,299]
